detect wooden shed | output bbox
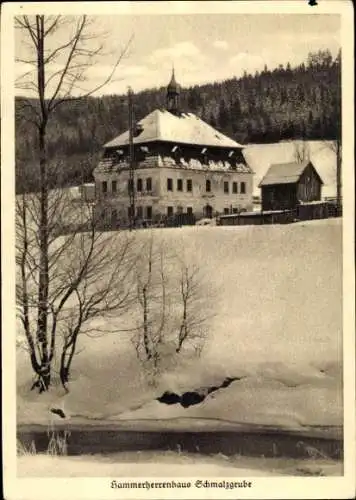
[259,161,323,212]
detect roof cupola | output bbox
[166,67,180,114]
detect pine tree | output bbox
[218,99,230,130]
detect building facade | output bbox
[94,71,254,226]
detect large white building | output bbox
[94,71,254,226]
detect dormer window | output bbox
[133,123,144,137]
[114,149,124,162]
[201,148,208,164]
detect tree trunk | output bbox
[59,330,80,392]
[176,304,187,353]
[31,363,51,393]
[59,363,70,393]
[36,125,50,390]
[35,16,51,392]
[142,286,151,359]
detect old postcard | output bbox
[1,1,355,499]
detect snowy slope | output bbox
[17,219,342,430]
[243,140,337,198]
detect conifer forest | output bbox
[15,49,341,194]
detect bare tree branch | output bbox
[16,15,135,392]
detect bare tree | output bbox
[293,140,310,164]
[16,164,137,392]
[132,235,168,373]
[57,227,136,392]
[131,235,214,380]
[175,261,211,356]
[330,139,342,210]
[15,15,133,392]
[323,49,342,210]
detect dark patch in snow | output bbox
[157,392,181,405]
[156,376,245,408]
[181,392,205,408]
[50,408,66,419]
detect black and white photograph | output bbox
[1,1,355,499]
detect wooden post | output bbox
[128,87,135,230]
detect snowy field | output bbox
[17,450,342,477]
[17,218,342,434]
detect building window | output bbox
[146,177,152,191]
[177,179,183,191]
[167,206,173,216]
[102,181,107,194]
[224,181,229,194]
[232,207,238,214]
[240,181,246,194]
[146,206,152,219]
[177,206,183,214]
[187,179,192,192]
[224,208,230,215]
[128,206,134,218]
[137,178,142,192]
[128,179,134,194]
[167,178,173,191]
[187,207,193,215]
[112,180,117,193]
[206,179,211,192]
[232,182,238,194]
[137,206,143,218]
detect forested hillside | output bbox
[16,49,340,193]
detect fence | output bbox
[54,213,197,236]
[217,201,342,227]
[297,201,342,220]
[54,201,341,235]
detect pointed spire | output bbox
[166,66,180,114]
[167,65,179,93]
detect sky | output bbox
[15,13,341,98]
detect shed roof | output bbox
[104,109,243,149]
[258,161,322,187]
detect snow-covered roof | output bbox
[259,161,315,187]
[104,109,243,149]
